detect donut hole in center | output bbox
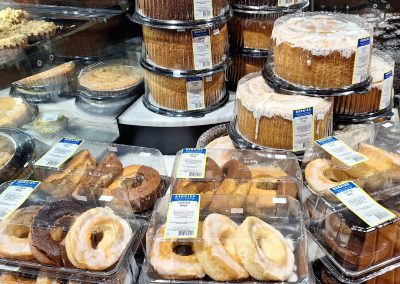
[172,242,194,256]
[12,225,30,239]
[91,231,104,249]
[122,175,144,189]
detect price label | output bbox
[164,194,201,238]
[34,137,84,168]
[193,0,213,20]
[192,29,212,70]
[41,112,59,122]
[329,181,396,227]
[379,70,394,110]
[177,148,207,179]
[273,198,287,204]
[293,107,314,151]
[278,0,294,6]
[0,180,40,220]
[186,77,205,110]
[353,37,372,84]
[315,136,368,167]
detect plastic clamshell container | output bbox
[33,140,168,218]
[141,58,229,115]
[231,72,333,152]
[134,0,230,23]
[0,180,146,283]
[227,49,268,91]
[144,194,308,283]
[231,0,309,9]
[268,12,374,91]
[305,186,400,280]
[170,148,303,203]
[334,49,395,117]
[11,62,78,103]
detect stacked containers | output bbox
[226,0,309,90]
[132,0,232,116]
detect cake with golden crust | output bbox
[0,97,32,128]
[235,73,332,150]
[271,13,373,88]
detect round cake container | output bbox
[196,123,229,148]
[227,48,268,91]
[333,109,394,124]
[268,12,374,91]
[0,128,35,184]
[231,0,309,10]
[333,50,396,117]
[137,13,231,71]
[133,0,230,25]
[78,60,145,98]
[229,4,308,50]
[141,57,230,117]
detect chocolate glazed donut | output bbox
[29,200,88,266]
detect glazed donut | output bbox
[234,216,295,281]
[0,206,41,260]
[41,150,96,198]
[194,214,248,281]
[149,225,205,280]
[65,207,132,270]
[0,274,35,283]
[106,165,162,213]
[208,160,251,212]
[30,200,88,266]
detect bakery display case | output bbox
[142,194,308,283]
[0,179,145,283]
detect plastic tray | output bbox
[231,72,333,152]
[33,140,168,218]
[144,194,308,283]
[268,12,374,91]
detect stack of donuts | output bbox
[149,213,299,282]
[0,200,132,271]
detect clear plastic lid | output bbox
[33,140,168,216]
[144,194,307,283]
[231,0,309,10]
[232,72,333,152]
[267,12,374,92]
[0,180,145,283]
[170,148,303,203]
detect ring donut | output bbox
[194,214,248,281]
[106,165,162,213]
[65,207,132,270]
[0,206,41,260]
[234,216,295,281]
[149,225,205,280]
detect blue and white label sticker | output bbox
[186,77,205,110]
[193,0,213,20]
[177,148,207,179]
[192,29,212,70]
[315,136,368,167]
[292,107,314,151]
[164,194,201,238]
[329,181,396,227]
[278,0,294,6]
[379,70,394,110]
[34,137,84,168]
[353,37,372,84]
[0,180,41,220]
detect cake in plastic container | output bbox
[270,12,373,89]
[0,97,35,128]
[334,49,395,116]
[233,73,333,151]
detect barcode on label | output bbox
[202,11,211,17]
[178,230,194,236]
[43,160,60,167]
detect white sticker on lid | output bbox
[273,197,287,204]
[329,181,396,227]
[278,0,295,6]
[41,112,59,122]
[315,136,368,167]
[352,37,372,84]
[186,77,205,110]
[177,148,207,179]
[193,0,213,20]
[164,194,200,238]
[0,180,40,220]
[34,137,84,168]
[99,195,113,202]
[192,29,212,70]
[292,107,314,151]
[379,70,394,110]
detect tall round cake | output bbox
[235,73,332,150]
[271,13,373,88]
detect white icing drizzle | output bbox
[370,53,394,89]
[271,14,371,58]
